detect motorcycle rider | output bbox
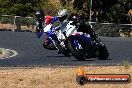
[68,13,97,41]
[55,9,70,38]
[54,9,70,54]
[35,9,45,38]
[35,9,56,49]
[54,9,97,53]
[35,9,54,38]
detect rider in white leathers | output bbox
[55,9,69,40]
[54,9,70,54]
[55,9,97,53]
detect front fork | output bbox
[73,39,81,49]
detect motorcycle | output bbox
[36,19,57,50]
[64,15,109,60]
[43,16,70,57]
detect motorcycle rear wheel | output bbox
[97,45,109,60]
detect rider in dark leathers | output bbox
[35,9,56,49]
[68,13,96,40]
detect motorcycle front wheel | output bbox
[67,37,87,61]
[43,38,57,50]
[43,42,57,50]
[53,39,70,57]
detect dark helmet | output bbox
[35,9,45,21]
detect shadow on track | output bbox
[46,55,68,58]
[73,58,112,62]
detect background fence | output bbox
[0,15,132,37]
[91,23,132,37]
[0,15,36,32]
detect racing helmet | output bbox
[58,9,69,22]
[58,9,69,17]
[35,9,45,21]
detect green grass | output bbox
[122,58,130,69]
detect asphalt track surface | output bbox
[0,31,132,67]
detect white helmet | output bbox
[58,9,69,17]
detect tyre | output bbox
[43,42,57,50]
[97,45,109,60]
[67,37,87,60]
[53,39,70,57]
[43,38,57,50]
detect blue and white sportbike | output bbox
[42,16,70,57]
[64,15,109,60]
